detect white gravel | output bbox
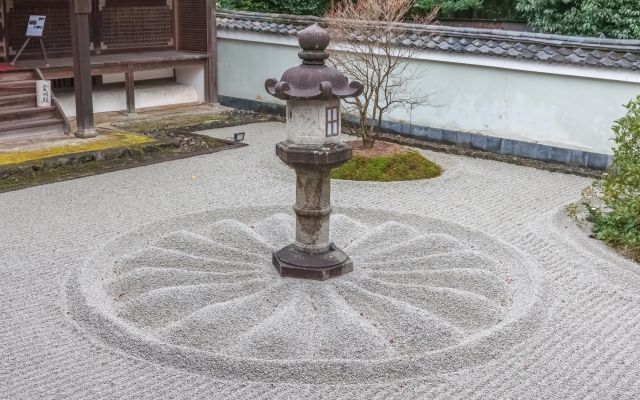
[2,122,640,399]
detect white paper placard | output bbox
[26,15,46,37]
[36,80,52,108]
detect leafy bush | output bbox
[413,0,482,13]
[517,0,640,39]
[218,0,331,16]
[579,96,640,260]
[219,0,484,17]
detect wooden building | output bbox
[0,0,217,139]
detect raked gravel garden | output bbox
[2,122,640,399]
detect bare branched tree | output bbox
[325,0,438,148]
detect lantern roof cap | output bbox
[265,24,364,101]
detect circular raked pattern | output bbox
[68,207,547,384]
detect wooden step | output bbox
[0,106,57,124]
[0,93,37,110]
[0,71,35,82]
[0,118,64,134]
[0,118,65,140]
[0,80,37,95]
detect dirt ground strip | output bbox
[346,139,411,158]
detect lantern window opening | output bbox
[326,106,339,137]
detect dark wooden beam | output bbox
[205,0,218,104]
[125,63,135,114]
[40,57,208,80]
[71,0,97,138]
[91,0,102,51]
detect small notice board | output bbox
[26,15,46,37]
[11,15,49,66]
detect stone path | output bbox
[2,122,639,399]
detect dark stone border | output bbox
[0,139,247,194]
[374,133,603,179]
[0,139,173,182]
[220,95,611,171]
[221,95,287,118]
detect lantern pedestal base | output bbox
[272,244,353,281]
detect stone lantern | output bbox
[265,24,364,281]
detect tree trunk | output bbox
[362,132,375,148]
[360,117,376,148]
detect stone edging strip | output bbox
[0,139,248,194]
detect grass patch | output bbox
[331,150,441,182]
[124,114,229,134]
[0,133,155,166]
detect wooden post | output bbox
[71,0,97,138]
[125,63,135,114]
[205,0,218,105]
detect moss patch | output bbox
[124,114,230,135]
[331,151,441,182]
[0,158,105,191]
[0,140,241,192]
[0,133,155,166]
[201,136,227,149]
[1,111,272,192]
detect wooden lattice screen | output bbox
[105,0,167,5]
[0,0,6,59]
[7,0,73,55]
[5,0,174,56]
[177,0,207,53]
[101,6,172,48]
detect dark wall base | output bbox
[220,95,286,118]
[219,95,612,171]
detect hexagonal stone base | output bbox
[272,244,353,281]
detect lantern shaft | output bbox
[294,169,332,254]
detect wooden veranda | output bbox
[8,50,209,79]
[7,50,209,115]
[0,0,218,138]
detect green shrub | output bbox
[220,0,487,17]
[413,0,482,14]
[517,0,640,39]
[580,96,640,260]
[218,0,332,16]
[331,151,441,182]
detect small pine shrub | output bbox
[580,95,640,260]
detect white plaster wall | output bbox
[218,36,640,154]
[102,68,175,84]
[56,83,199,117]
[176,66,206,103]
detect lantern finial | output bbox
[297,24,331,65]
[264,24,363,101]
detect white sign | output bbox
[36,80,51,108]
[26,15,46,37]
